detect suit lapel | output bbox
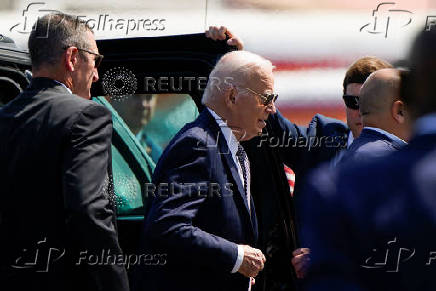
[203,109,255,231]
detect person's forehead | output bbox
[247,67,274,92]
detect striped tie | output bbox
[236,144,250,209]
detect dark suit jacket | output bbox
[300,132,436,291]
[242,111,349,291]
[342,127,406,163]
[0,78,128,291]
[134,108,257,291]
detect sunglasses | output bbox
[343,94,359,110]
[64,46,104,68]
[244,87,278,106]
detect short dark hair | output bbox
[28,13,93,70]
[343,56,393,93]
[404,28,436,119]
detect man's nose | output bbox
[266,101,276,114]
[92,68,99,83]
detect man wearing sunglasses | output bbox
[299,28,436,291]
[326,57,394,167]
[338,68,411,164]
[0,13,128,291]
[342,57,393,146]
[136,50,274,291]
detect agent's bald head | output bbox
[359,68,411,141]
[360,68,401,118]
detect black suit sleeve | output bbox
[61,103,129,291]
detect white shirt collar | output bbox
[347,130,354,149]
[414,113,436,136]
[53,80,72,94]
[207,107,239,160]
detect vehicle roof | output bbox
[0,35,31,67]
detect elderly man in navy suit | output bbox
[340,68,412,163]
[299,27,436,291]
[134,50,277,291]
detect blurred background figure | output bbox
[110,93,199,164]
[110,94,162,163]
[299,27,436,291]
[141,93,199,151]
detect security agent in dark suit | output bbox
[299,27,436,291]
[134,51,275,291]
[341,68,412,163]
[253,57,393,284]
[0,13,128,291]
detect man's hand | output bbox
[237,245,266,278]
[205,26,244,50]
[291,248,311,279]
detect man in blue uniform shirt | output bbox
[300,27,436,291]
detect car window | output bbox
[110,93,199,165]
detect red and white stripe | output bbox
[284,165,295,197]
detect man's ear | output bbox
[224,85,237,108]
[392,100,406,124]
[64,47,79,72]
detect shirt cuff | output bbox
[231,244,244,273]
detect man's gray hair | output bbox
[28,13,93,69]
[202,51,273,105]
